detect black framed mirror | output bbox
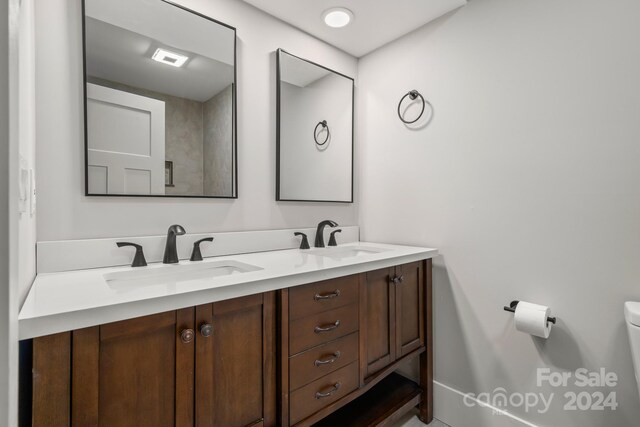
[276,49,354,203]
[83,0,237,198]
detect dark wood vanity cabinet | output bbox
[362,261,425,380]
[280,275,361,426]
[31,293,276,427]
[69,309,195,427]
[30,259,432,427]
[194,293,276,427]
[279,259,432,426]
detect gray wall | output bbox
[358,0,640,425]
[17,0,36,307]
[279,73,353,202]
[35,0,358,241]
[203,84,233,197]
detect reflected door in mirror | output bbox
[87,84,166,195]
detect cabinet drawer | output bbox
[289,332,358,391]
[289,361,359,425]
[289,275,358,321]
[289,304,358,355]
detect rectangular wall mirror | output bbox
[276,49,354,203]
[83,0,237,198]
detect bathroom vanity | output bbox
[26,3,426,422]
[22,239,436,427]
[279,261,430,426]
[32,293,275,427]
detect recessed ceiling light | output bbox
[322,7,354,28]
[151,48,189,67]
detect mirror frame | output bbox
[276,49,355,203]
[82,0,238,199]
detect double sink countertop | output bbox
[19,242,438,340]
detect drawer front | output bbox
[289,304,358,355]
[289,361,359,425]
[289,332,358,391]
[289,275,359,321]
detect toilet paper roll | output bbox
[514,301,552,339]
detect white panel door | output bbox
[86,83,165,195]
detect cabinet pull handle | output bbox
[180,329,195,344]
[390,276,400,284]
[315,382,341,399]
[314,320,340,333]
[314,351,341,367]
[398,275,404,283]
[314,290,341,301]
[199,323,213,338]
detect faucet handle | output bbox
[294,232,310,250]
[328,229,342,247]
[190,237,214,262]
[116,242,147,267]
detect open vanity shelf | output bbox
[312,372,422,427]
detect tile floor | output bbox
[393,409,450,427]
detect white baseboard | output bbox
[434,381,539,427]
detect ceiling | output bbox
[86,0,234,65]
[242,0,467,58]
[85,18,233,102]
[84,0,235,102]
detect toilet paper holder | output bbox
[503,300,556,325]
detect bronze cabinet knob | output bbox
[180,329,195,344]
[200,323,213,337]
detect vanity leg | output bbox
[418,259,433,424]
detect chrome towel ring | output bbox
[314,120,330,146]
[397,89,432,124]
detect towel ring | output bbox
[397,90,431,124]
[314,120,330,146]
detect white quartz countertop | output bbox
[19,242,438,339]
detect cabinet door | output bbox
[195,293,276,427]
[361,267,396,379]
[395,261,425,358]
[71,308,195,427]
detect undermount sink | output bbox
[308,246,390,260]
[104,260,262,288]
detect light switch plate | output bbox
[29,168,36,216]
[18,156,28,214]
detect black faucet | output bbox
[314,220,338,248]
[328,229,342,247]
[163,224,186,264]
[190,237,214,261]
[294,232,310,250]
[116,242,147,267]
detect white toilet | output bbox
[624,302,640,397]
